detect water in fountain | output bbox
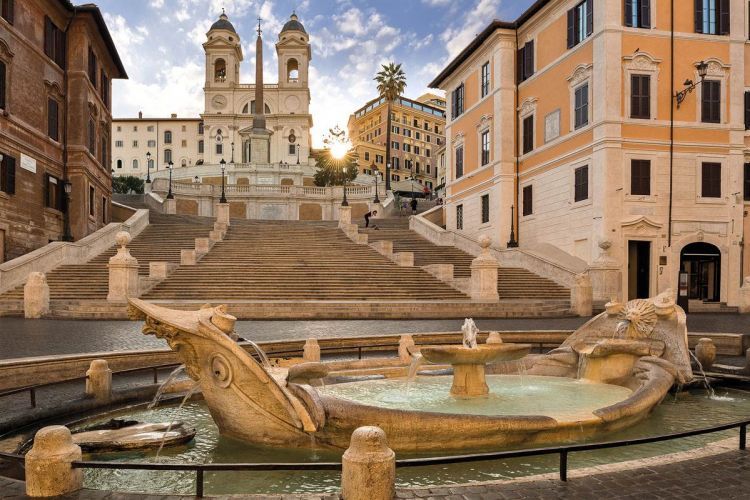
[405,353,424,393]
[244,340,272,370]
[155,381,201,459]
[148,365,186,409]
[461,318,478,349]
[687,351,733,401]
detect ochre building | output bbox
[0,0,126,261]
[430,0,749,308]
[348,93,445,192]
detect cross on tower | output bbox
[257,17,262,36]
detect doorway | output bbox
[680,242,721,302]
[628,240,651,300]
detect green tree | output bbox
[374,62,406,191]
[112,176,145,194]
[313,148,358,187]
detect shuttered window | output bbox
[481,194,490,224]
[88,119,96,155]
[631,74,651,119]
[0,153,15,195]
[522,115,534,155]
[481,62,490,97]
[745,91,750,130]
[631,160,651,196]
[0,60,6,110]
[574,83,589,129]
[456,205,463,230]
[624,0,651,28]
[695,0,730,35]
[88,48,97,88]
[44,17,66,68]
[101,72,109,109]
[567,0,593,49]
[517,41,535,83]
[744,163,750,201]
[574,165,588,202]
[455,146,464,178]
[451,84,464,119]
[45,174,64,211]
[1,0,14,24]
[701,80,721,124]
[701,162,721,198]
[481,130,490,166]
[47,98,59,141]
[522,185,533,216]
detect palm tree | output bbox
[374,62,406,191]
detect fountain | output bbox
[420,319,531,397]
[125,290,692,453]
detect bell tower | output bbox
[204,10,243,90]
[276,12,310,88]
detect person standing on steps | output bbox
[410,198,418,215]
[364,210,379,229]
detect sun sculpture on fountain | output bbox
[615,299,658,340]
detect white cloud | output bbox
[440,0,501,59]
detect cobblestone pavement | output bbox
[0,314,746,360]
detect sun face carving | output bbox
[615,299,657,339]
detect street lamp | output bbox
[371,163,380,204]
[675,60,709,109]
[166,161,174,199]
[341,163,349,207]
[231,142,235,164]
[193,175,200,184]
[219,159,227,204]
[145,152,152,183]
[296,143,300,165]
[507,205,518,248]
[63,180,73,241]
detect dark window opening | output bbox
[701,162,721,198]
[481,194,490,224]
[522,115,534,154]
[522,185,533,216]
[624,0,651,28]
[574,165,588,202]
[631,74,651,119]
[701,80,721,124]
[631,159,651,196]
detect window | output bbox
[214,58,226,82]
[574,83,589,129]
[45,174,63,211]
[426,149,431,158]
[694,0,730,35]
[0,153,14,194]
[631,159,651,195]
[132,159,139,169]
[88,185,95,217]
[631,74,651,119]
[116,159,122,169]
[701,80,721,123]
[376,154,383,163]
[100,73,108,108]
[624,0,651,28]
[522,185,533,216]
[403,144,411,153]
[744,163,750,201]
[481,61,490,97]
[115,140,123,148]
[567,0,593,49]
[181,125,186,132]
[1,0,14,24]
[455,146,464,178]
[132,140,138,148]
[198,140,204,154]
[392,126,400,134]
[701,162,721,198]
[451,84,464,119]
[481,194,490,224]
[517,41,535,83]
[0,61,6,110]
[745,91,750,130]
[47,98,59,141]
[404,129,412,138]
[164,130,172,144]
[288,144,296,155]
[164,149,172,164]
[147,140,156,148]
[414,146,420,155]
[133,126,138,132]
[392,157,400,169]
[181,140,187,147]
[100,135,107,166]
[198,122,204,134]
[147,126,154,132]
[44,17,66,68]
[481,130,490,166]
[88,119,95,155]
[216,143,223,155]
[574,165,588,202]
[456,205,464,230]
[87,47,97,89]
[415,132,421,140]
[102,196,107,224]
[392,141,399,150]
[522,115,534,154]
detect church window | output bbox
[164,130,172,144]
[214,58,227,82]
[287,58,299,82]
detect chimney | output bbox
[138,111,143,119]
[171,113,177,119]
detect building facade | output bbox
[113,114,202,178]
[0,0,126,262]
[348,93,445,191]
[431,0,748,308]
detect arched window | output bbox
[116,159,122,169]
[164,130,172,144]
[214,58,226,82]
[198,122,204,134]
[132,159,138,169]
[287,58,299,82]
[181,159,187,167]
[164,149,172,163]
[198,140,204,154]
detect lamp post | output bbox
[408,175,415,201]
[231,142,235,164]
[675,60,709,108]
[507,205,518,248]
[62,179,73,241]
[341,164,349,207]
[145,152,152,183]
[296,143,300,165]
[371,163,380,203]
[219,159,227,204]
[166,161,174,199]
[194,175,200,184]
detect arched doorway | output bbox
[680,242,721,302]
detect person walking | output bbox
[410,198,418,215]
[364,210,378,229]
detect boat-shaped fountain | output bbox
[127,290,692,453]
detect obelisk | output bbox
[249,17,272,164]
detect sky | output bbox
[97,0,536,147]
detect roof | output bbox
[113,117,201,122]
[281,13,306,34]
[210,13,237,34]
[429,0,553,88]
[60,2,128,79]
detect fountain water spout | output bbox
[462,318,478,349]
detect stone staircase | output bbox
[0,213,215,302]
[366,219,570,301]
[142,219,470,301]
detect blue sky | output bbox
[98,0,536,146]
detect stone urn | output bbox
[695,338,717,371]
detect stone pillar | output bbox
[216,202,231,227]
[398,334,415,363]
[338,205,352,228]
[85,359,112,402]
[195,237,210,255]
[470,236,499,301]
[181,249,197,266]
[25,426,83,497]
[341,426,395,500]
[164,197,176,215]
[570,272,593,317]
[107,232,139,302]
[739,277,750,313]
[303,338,321,362]
[24,272,50,319]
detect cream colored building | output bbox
[112,114,203,178]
